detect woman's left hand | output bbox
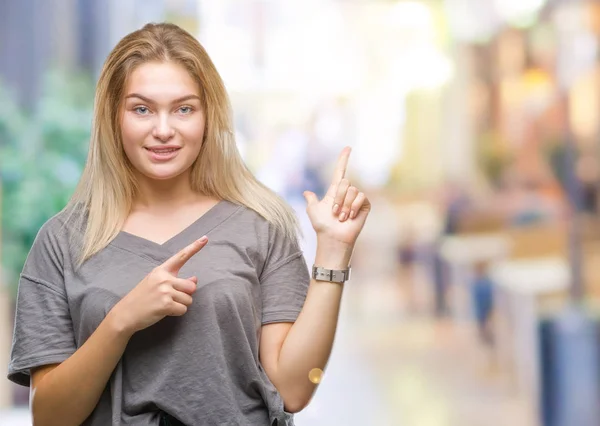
[303,147,371,248]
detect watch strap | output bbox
[312,265,351,283]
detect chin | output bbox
[140,166,188,181]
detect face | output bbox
[120,61,205,182]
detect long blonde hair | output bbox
[65,22,300,264]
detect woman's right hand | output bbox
[110,236,209,335]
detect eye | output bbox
[178,106,193,114]
[134,106,150,115]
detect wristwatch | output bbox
[312,265,351,283]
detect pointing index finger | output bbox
[161,236,208,274]
[331,147,351,186]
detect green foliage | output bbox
[0,70,94,297]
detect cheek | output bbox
[121,116,144,143]
[121,116,150,151]
[181,118,205,151]
[120,117,148,163]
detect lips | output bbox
[144,146,181,162]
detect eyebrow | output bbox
[124,93,201,104]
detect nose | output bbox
[152,113,175,142]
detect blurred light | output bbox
[522,68,554,114]
[390,47,454,91]
[198,0,364,95]
[354,90,404,187]
[386,1,433,30]
[385,2,454,91]
[494,0,547,26]
[444,0,501,43]
[570,69,600,140]
[264,4,364,95]
[309,368,324,384]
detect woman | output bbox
[7,23,370,426]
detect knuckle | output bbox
[161,294,172,307]
[158,283,171,295]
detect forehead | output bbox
[124,61,200,100]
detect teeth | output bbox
[148,148,178,153]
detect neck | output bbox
[133,171,207,212]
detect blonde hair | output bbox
[65,22,300,264]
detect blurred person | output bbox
[510,179,556,226]
[442,182,471,235]
[429,183,471,319]
[256,125,327,267]
[470,261,495,347]
[431,239,449,318]
[396,228,420,314]
[497,165,564,227]
[6,23,371,426]
[256,125,307,197]
[576,154,599,215]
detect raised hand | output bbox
[111,236,209,335]
[303,147,371,247]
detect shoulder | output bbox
[32,211,70,249]
[230,201,297,238]
[25,207,85,270]
[39,207,84,243]
[222,200,300,252]
[223,201,272,233]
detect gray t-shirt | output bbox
[7,200,310,426]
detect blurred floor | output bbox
[298,194,533,426]
[0,407,29,425]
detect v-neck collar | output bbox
[109,200,241,265]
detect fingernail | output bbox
[333,204,340,214]
[350,210,355,219]
[339,211,347,221]
[198,236,208,243]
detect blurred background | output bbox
[3,0,600,425]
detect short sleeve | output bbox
[259,223,310,325]
[7,219,77,387]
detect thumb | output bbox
[303,191,319,206]
[188,276,198,285]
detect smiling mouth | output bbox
[144,147,181,153]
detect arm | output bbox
[260,239,351,413]
[31,310,133,426]
[31,238,207,426]
[260,147,370,412]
